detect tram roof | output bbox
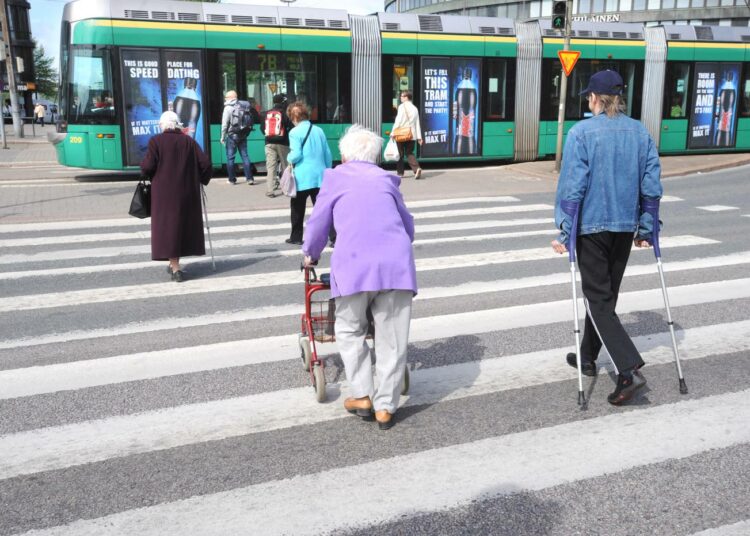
[662,24,750,43]
[377,12,516,36]
[62,0,350,30]
[539,19,645,40]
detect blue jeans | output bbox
[226,135,252,183]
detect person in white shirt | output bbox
[391,90,423,179]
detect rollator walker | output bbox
[298,264,410,403]
[560,198,688,407]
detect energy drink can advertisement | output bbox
[165,50,204,149]
[121,49,162,166]
[688,62,741,149]
[420,57,481,157]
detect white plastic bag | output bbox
[383,138,399,162]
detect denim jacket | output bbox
[554,113,663,246]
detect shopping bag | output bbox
[383,138,399,162]
[280,165,296,198]
[128,179,151,219]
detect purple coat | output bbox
[303,161,417,298]
[140,130,212,261]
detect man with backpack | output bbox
[260,94,294,197]
[220,90,254,185]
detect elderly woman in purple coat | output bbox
[141,111,212,282]
[303,125,417,430]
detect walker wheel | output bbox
[313,364,326,403]
[299,334,312,371]
[401,366,410,396]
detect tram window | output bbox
[321,55,350,124]
[245,52,319,120]
[485,59,512,120]
[219,52,237,99]
[541,59,642,121]
[68,46,116,124]
[208,51,238,123]
[383,56,416,121]
[741,64,750,117]
[663,62,690,119]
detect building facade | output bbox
[384,0,750,28]
[1,0,36,117]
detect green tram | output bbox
[54,0,750,170]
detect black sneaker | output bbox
[285,238,303,245]
[607,372,646,406]
[566,353,597,377]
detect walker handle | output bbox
[640,197,661,258]
[560,200,580,263]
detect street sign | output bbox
[557,50,580,77]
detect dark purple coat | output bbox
[140,130,212,261]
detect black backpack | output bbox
[229,100,253,136]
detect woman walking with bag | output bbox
[285,101,333,245]
[140,111,212,282]
[391,90,423,179]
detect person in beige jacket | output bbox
[391,90,423,179]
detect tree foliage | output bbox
[33,40,58,100]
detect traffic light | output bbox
[552,1,567,30]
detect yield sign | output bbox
[558,50,581,77]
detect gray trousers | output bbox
[335,290,413,413]
[265,144,290,194]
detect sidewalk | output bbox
[0,123,58,166]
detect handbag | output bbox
[281,123,314,198]
[128,178,151,219]
[392,106,414,143]
[280,165,296,198]
[383,138,399,162]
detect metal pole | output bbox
[554,0,573,172]
[201,185,216,271]
[0,0,23,138]
[0,91,6,149]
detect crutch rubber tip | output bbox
[679,379,688,394]
[577,391,586,406]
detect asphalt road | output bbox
[0,165,748,536]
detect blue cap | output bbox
[579,70,624,96]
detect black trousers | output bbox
[396,141,419,176]
[577,231,644,374]
[289,188,337,243]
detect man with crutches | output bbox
[551,70,663,406]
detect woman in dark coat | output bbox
[140,111,212,282]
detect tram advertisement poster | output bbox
[688,62,741,149]
[121,49,163,166]
[420,58,481,158]
[165,50,205,150]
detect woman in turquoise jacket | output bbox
[285,101,333,245]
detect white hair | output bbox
[338,124,383,164]
[159,111,181,131]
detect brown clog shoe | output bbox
[375,410,394,430]
[344,396,373,420]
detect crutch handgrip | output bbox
[560,200,580,263]
[640,197,661,258]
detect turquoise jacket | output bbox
[288,121,332,191]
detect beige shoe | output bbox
[414,168,423,179]
[375,410,394,430]
[344,396,373,420]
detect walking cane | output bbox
[560,200,586,407]
[200,185,216,271]
[640,198,688,394]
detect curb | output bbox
[661,158,750,178]
[0,161,58,167]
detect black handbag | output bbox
[128,179,151,219]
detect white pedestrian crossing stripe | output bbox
[11,390,749,536]
[696,205,740,212]
[1,194,747,536]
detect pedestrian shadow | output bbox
[625,310,685,354]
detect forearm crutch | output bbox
[200,185,216,271]
[560,200,586,407]
[640,198,688,394]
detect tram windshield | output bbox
[66,46,116,124]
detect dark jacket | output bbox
[260,103,294,146]
[140,130,212,260]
